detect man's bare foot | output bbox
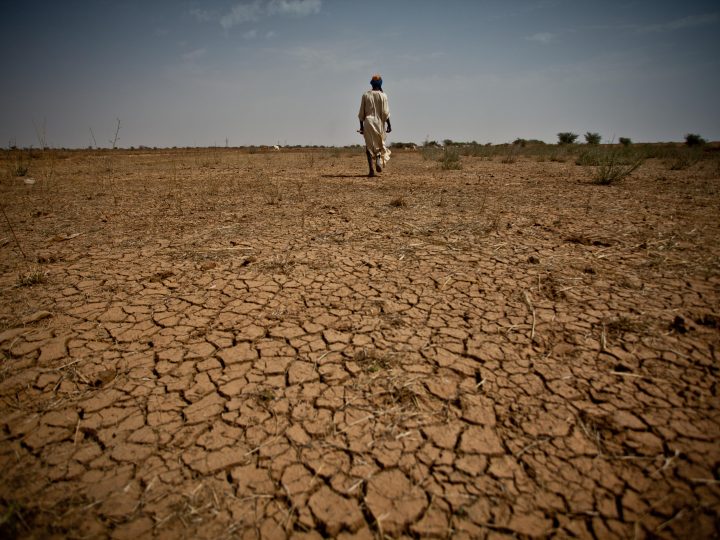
[368,171,376,177]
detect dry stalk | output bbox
[515,436,549,458]
[522,291,536,341]
[1,204,27,260]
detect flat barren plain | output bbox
[0,147,718,539]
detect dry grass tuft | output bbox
[353,348,394,373]
[17,268,47,287]
[605,316,648,337]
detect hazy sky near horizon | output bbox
[2,0,719,148]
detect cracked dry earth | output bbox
[0,148,719,539]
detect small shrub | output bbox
[421,145,441,161]
[584,132,601,145]
[513,138,527,147]
[667,148,702,170]
[576,149,601,166]
[17,268,47,287]
[501,145,518,164]
[557,132,578,145]
[593,150,643,185]
[389,196,407,207]
[390,142,415,149]
[618,137,632,147]
[440,146,462,170]
[684,133,706,147]
[460,143,494,159]
[549,149,568,162]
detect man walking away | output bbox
[359,74,392,177]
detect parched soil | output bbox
[0,148,719,539]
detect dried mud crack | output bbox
[0,148,719,538]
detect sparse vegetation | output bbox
[667,148,703,170]
[593,148,644,185]
[14,162,29,177]
[0,144,719,538]
[17,267,47,287]
[389,196,407,207]
[354,348,393,373]
[558,132,578,145]
[0,500,26,539]
[440,146,462,169]
[575,149,600,166]
[390,142,416,149]
[684,133,706,147]
[619,137,632,147]
[501,145,518,164]
[605,316,648,337]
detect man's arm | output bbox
[358,94,366,133]
[386,118,392,133]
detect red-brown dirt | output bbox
[0,148,719,538]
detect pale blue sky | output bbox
[2,0,718,148]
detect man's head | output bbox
[370,74,382,90]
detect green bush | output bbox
[618,137,632,147]
[557,132,578,144]
[440,146,462,170]
[584,132,601,145]
[684,133,706,147]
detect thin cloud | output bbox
[243,29,258,40]
[399,51,445,63]
[284,45,371,73]
[268,0,321,17]
[190,8,216,22]
[215,0,321,30]
[525,32,556,43]
[221,2,264,30]
[588,12,719,34]
[182,48,207,61]
[637,12,719,33]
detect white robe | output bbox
[358,90,391,165]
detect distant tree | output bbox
[684,133,706,147]
[513,138,527,147]
[618,137,632,147]
[557,132,578,144]
[584,132,601,145]
[442,139,454,147]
